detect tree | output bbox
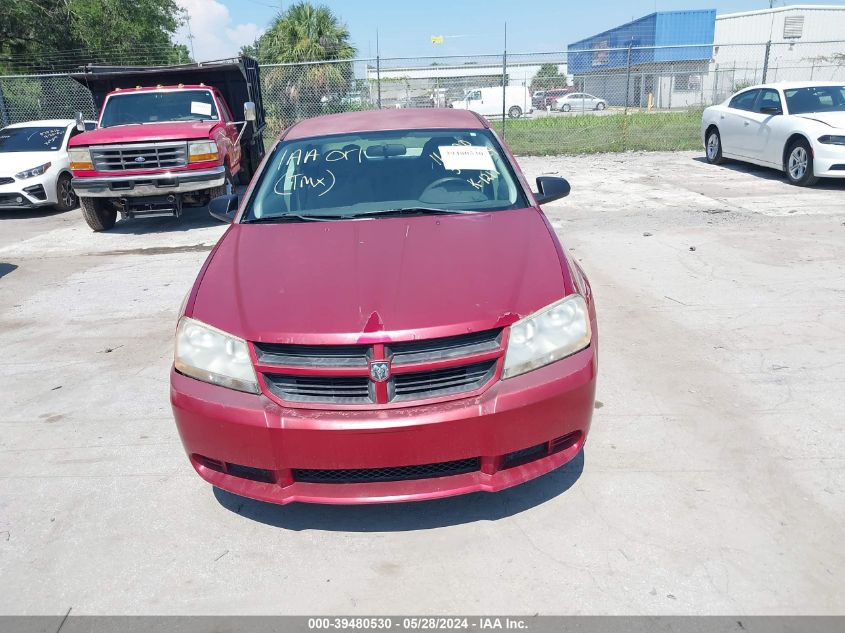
[1,0,189,73]
[531,63,568,92]
[250,2,356,125]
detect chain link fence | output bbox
[1,41,843,155]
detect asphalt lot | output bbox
[1,151,843,615]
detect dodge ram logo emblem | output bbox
[134,156,146,163]
[369,361,390,382]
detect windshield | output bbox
[784,85,845,114]
[0,126,67,152]
[99,90,219,127]
[244,128,527,222]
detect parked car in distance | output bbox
[67,56,265,231]
[555,93,607,112]
[702,81,845,186]
[171,108,597,506]
[0,119,94,212]
[451,86,533,118]
[541,88,574,109]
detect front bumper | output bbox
[812,141,845,178]
[72,165,225,197]
[0,174,54,208]
[171,346,596,505]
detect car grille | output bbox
[293,458,481,484]
[90,142,188,171]
[255,328,503,405]
[0,177,14,186]
[263,373,372,404]
[392,361,497,402]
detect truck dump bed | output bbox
[70,56,266,160]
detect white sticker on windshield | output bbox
[438,145,496,171]
[190,101,212,116]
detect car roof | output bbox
[284,108,487,140]
[741,81,844,91]
[3,119,76,129]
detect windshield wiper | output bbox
[241,214,345,224]
[347,207,477,218]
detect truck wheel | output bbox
[80,197,117,231]
[207,166,235,200]
[508,106,522,119]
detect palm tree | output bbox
[252,2,357,126]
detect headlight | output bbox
[818,135,845,146]
[174,316,259,393]
[68,148,93,171]
[15,162,51,179]
[502,294,591,379]
[188,140,219,163]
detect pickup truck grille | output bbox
[254,328,503,406]
[90,142,188,171]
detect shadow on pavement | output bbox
[0,263,18,280]
[106,205,225,235]
[213,450,585,531]
[692,156,845,190]
[0,205,77,220]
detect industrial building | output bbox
[567,5,845,110]
[567,10,716,109]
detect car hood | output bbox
[69,121,217,147]
[191,208,569,344]
[0,151,59,175]
[794,111,845,129]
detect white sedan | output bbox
[0,119,94,211]
[555,92,607,112]
[701,82,845,186]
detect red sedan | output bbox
[170,108,597,505]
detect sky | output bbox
[175,0,845,61]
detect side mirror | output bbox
[760,105,782,115]
[534,176,571,205]
[75,112,85,132]
[209,194,239,223]
[244,101,256,123]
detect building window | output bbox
[783,15,804,39]
[674,74,701,92]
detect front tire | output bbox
[785,139,819,187]
[596,102,606,110]
[80,197,117,231]
[54,172,77,212]
[562,104,571,112]
[206,166,235,200]
[508,106,522,119]
[705,128,724,165]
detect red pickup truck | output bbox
[67,57,265,231]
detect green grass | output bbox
[490,110,704,155]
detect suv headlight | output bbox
[15,162,51,179]
[174,316,259,393]
[188,140,219,163]
[68,148,93,170]
[502,294,592,379]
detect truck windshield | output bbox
[784,86,845,114]
[0,126,67,152]
[244,128,527,221]
[99,89,219,127]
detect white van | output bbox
[451,86,533,118]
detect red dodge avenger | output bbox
[170,108,597,505]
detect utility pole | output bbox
[376,28,382,109]
[762,0,775,82]
[185,14,196,62]
[501,22,507,138]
